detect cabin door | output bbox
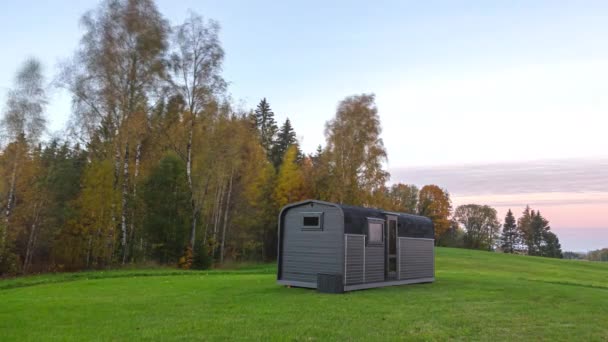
[386,215,398,280]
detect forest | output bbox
[0,0,564,276]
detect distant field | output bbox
[1,248,607,341]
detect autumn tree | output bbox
[273,145,308,209]
[500,209,519,253]
[61,0,170,263]
[0,58,47,267]
[387,183,418,214]
[324,94,389,206]
[417,185,452,239]
[168,11,226,252]
[454,204,501,251]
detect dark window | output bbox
[303,216,319,227]
[302,212,323,230]
[368,221,383,244]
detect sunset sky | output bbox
[1,0,607,250]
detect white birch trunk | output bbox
[129,141,141,259]
[0,155,19,264]
[121,142,129,264]
[220,168,234,264]
[23,202,41,273]
[186,117,196,248]
[212,180,225,257]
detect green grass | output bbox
[1,248,607,341]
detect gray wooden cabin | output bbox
[277,200,435,292]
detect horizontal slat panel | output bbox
[345,235,364,285]
[399,238,434,280]
[281,203,343,284]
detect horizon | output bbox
[1,0,607,251]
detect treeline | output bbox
[439,205,562,258]
[564,249,608,261]
[0,0,400,275]
[0,0,563,276]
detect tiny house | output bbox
[277,200,435,292]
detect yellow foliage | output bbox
[273,145,308,209]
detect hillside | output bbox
[1,248,607,341]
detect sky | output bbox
[1,0,607,251]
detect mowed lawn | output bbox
[1,248,608,341]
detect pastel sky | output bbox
[1,1,607,250]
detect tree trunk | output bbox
[1,156,18,259]
[212,179,225,257]
[121,142,130,264]
[220,168,234,264]
[129,141,141,260]
[186,114,196,248]
[23,202,41,273]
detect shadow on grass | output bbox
[0,265,276,291]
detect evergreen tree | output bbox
[529,210,549,256]
[541,230,563,258]
[517,205,533,254]
[500,209,519,253]
[271,118,300,168]
[253,98,278,158]
[143,153,191,264]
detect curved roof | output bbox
[280,200,434,239]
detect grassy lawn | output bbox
[1,248,607,341]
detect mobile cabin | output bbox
[277,200,435,292]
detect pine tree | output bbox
[254,98,278,158]
[500,209,518,253]
[517,205,533,254]
[271,118,300,169]
[541,230,563,258]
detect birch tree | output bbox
[168,11,226,251]
[61,0,169,263]
[0,58,47,262]
[324,94,389,206]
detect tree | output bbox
[454,204,501,251]
[143,153,191,264]
[517,206,562,258]
[541,230,562,258]
[253,98,278,158]
[0,58,47,263]
[517,205,533,254]
[387,183,418,214]
[273,145,308,209]
[61,0,170,263]
[271,118,300,169]
[500,209,519,253]
[417,185,452,239]
[168,11,226,252]
[324,94,389,206]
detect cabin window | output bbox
[368,220,384,244]
[301,212,323,230]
